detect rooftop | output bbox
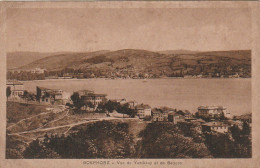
[78,90,94,94]
[152,108,169,114]
[198,106,227,110]
[37,86,63,95]
[81,93,107,97]
[136,104,151,109]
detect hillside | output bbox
[7,51,77,70]
[18,50,110,71]
[198,50,251,59]
[8,49,251,79]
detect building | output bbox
[110,98,127,105]
[198,106,231,118]
[233,113,251,123]
[30,68,45,74]
[6,80,25,99]
[136,104,152,119]
[183,110,193,119]
[62,91,72,105]
[81,93,107,107]
[36,86,64,104]
[201,122,229,133]
[78,90,94,97]
[152,108,169,122]
[128,101,138,109]
[168,112,185,124]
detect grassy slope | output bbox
[7,102,47,124]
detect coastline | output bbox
[19,76,252,83]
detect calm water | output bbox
[23,78,251,116]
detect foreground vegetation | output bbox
[6,120,251,159]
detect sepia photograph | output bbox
[1,2,257,164]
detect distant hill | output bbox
[7,51,76,70]
[198,50,251,59]
[17,50,110,71]
[158,49,200,55]
[8,49,251,79]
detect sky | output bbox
[6,8,252,53]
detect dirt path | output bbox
[8,117,138,136]
[7,108,66,130]
[36,109,70,130]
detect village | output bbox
[7,65,251,81]
[7,80,251,136]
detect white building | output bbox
[136,104,152,119]
[202,122,229,133]
[31,68,45,74]
[6,80,24,99]
[198,106,231,119]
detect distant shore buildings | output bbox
[30,68,45,74]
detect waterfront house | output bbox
[168,112,185,124]
[183,110,193,119]
[6,80,25,99]
[81,92,107,107]
[136,104,152,119]
[198,106,231,119]
[152,108,169,122]
[201,122,229,133]
[36,86,64,105]
[78,90,94,97]
[128,100,138,109]
[110,98,127,105]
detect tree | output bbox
[230,125,242,143]
[70,92,84,109]
[24,121,135,158]
[6,87,11,100]
[23,139,61,159]
[20,90,29,103]
[102,100,120,113]
[137,123,212,158]
[242,121,250,136]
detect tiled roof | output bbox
[136,104,151,109]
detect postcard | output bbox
[0,1,259,168]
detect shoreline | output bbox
[18,77,251,83]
